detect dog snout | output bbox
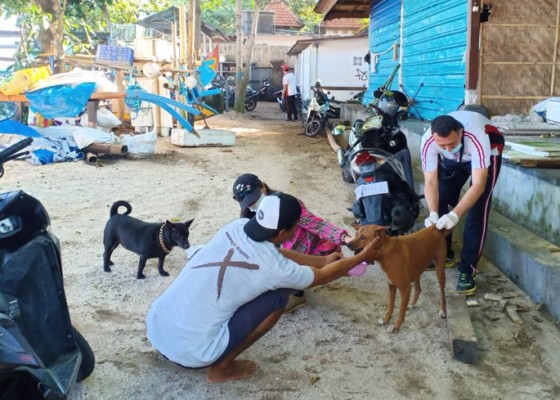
[346,241,361,252]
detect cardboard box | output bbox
[170,128,236,147]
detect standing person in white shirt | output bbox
[420,110,504,295]
[281,64,298,121]
[146,193,379,383]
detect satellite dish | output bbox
[142,62,160,79]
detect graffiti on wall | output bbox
[353,56,368,81]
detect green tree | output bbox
[0,0,172,68]
[291,0,322,32]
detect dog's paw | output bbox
[387,325,400,334]
[160,271,170,277]
[378,318,386,326]
[137,274,146,279]
[103,267,112,273]
[438,310,447,319]
[109,261,114,266]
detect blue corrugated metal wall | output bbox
[363,0,401,105]
[365,0,468,121]
[402,1,467,120]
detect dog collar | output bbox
[159,224,171,254]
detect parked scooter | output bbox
[244,77,271,111]
[213,76,269,111]
[0,101,95,399]
[302,82,340,137]
[336,91,421,235]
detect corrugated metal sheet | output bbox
[364,0,468,121]
[363,0,401,105]
[401,0,467,120]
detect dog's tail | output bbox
[110,201,132,216]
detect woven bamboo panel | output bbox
[554,65,560,93]
[481,25,555,62]
[483,99,542,116]
[485,0,557,25]
[480,0,560,114]
[481,64,552,96]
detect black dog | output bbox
[103,201,193,279]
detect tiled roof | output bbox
[264,0,304,30]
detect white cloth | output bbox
[146,219,314,368]
[282,72,297,96]
[420,110,493,172]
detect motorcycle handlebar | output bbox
[0,137,33,164]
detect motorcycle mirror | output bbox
[0,102,18,123]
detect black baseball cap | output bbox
[244,193,302,242]
[232,173,262,209]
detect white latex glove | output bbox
[436,211,459,230]
[424,211,439,228]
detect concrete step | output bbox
[484,209,560,321]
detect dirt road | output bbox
[2,102,560,399]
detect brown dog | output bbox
[347,224,450,333]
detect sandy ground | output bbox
[2,102,560,400]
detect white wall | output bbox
[297,37,368,102]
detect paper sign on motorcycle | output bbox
[354,181,389,200]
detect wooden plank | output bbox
[505,140,560,157]
[502,150,560,168]
[446,294,478,364]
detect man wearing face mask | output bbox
[232,173,356,311]
[420,110,504,295]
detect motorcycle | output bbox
[0,101,95,399]
[214,76,269,112]
[244,77,271,112]
[302,83,340,138]
[336,91,421,235]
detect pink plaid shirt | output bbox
[281,200,348,255]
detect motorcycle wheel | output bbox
[341,164,355,183]
[245,98,257,111]
[73,326,95,382]
[305,117,323,137]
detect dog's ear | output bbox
[165,220,175,228]
[375,226,388,238]
[185,218,194,228]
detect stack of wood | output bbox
[502,139,560,168]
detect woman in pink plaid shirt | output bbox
[233,173,354,312]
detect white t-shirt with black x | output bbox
[146,218,314,368]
